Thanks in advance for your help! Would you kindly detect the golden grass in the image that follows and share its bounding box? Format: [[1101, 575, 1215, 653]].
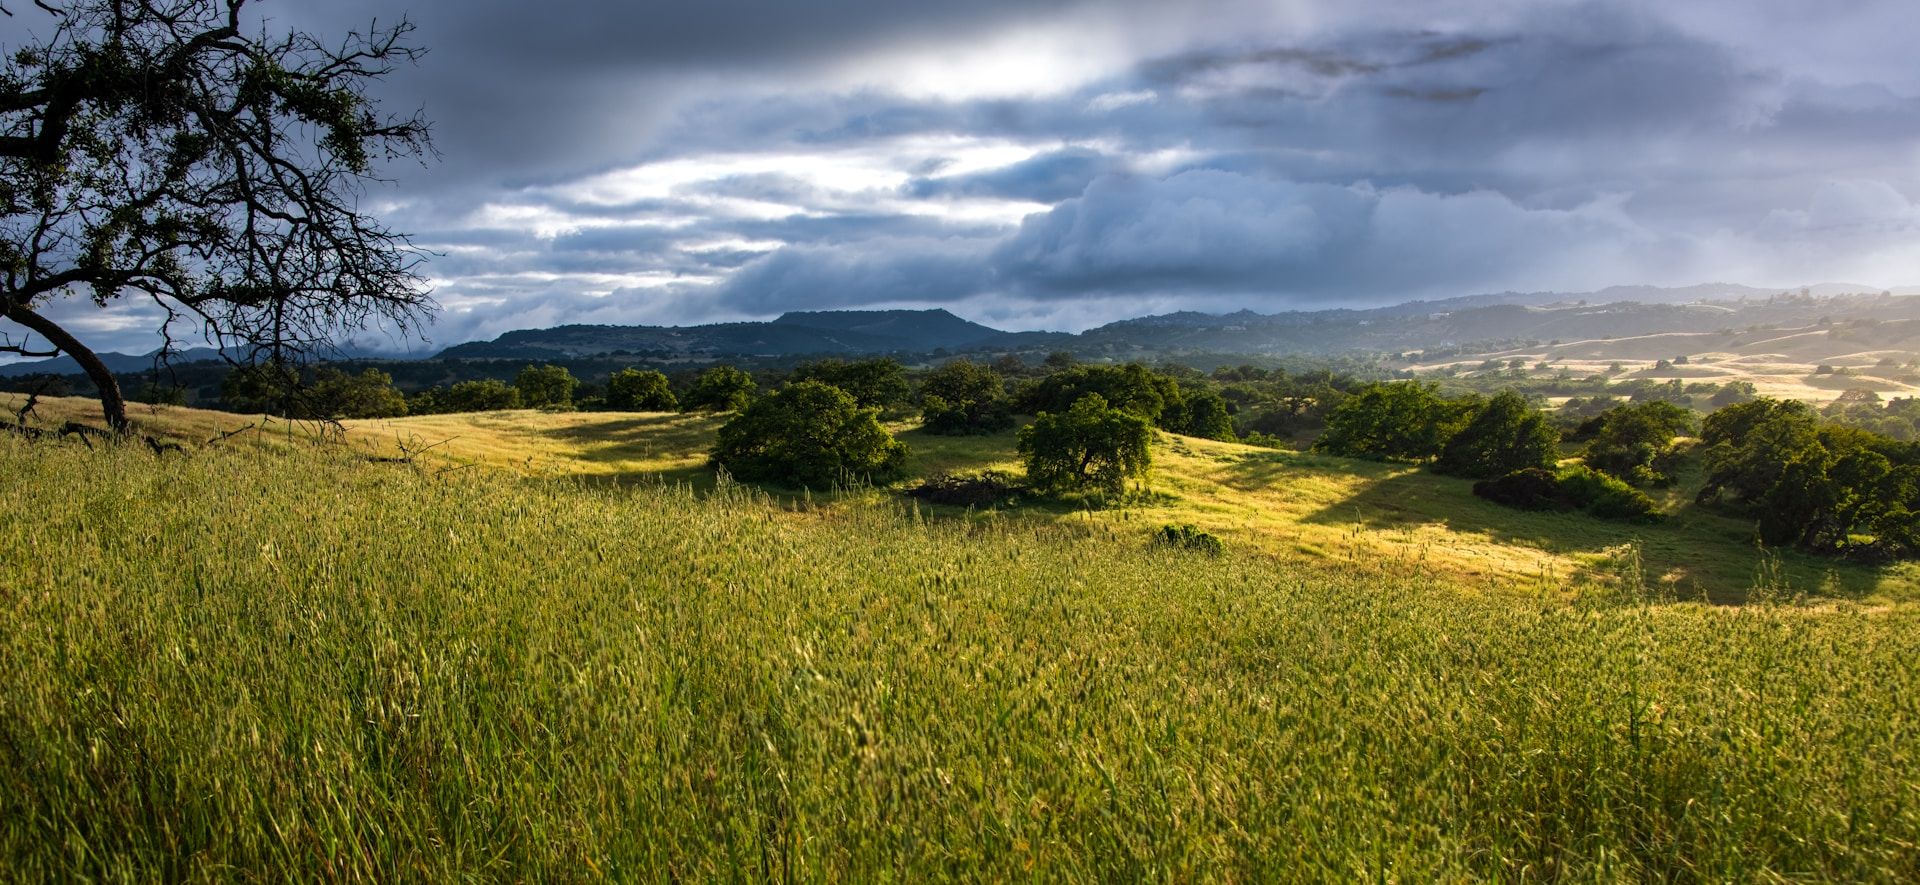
[[12, 393, 1915, 602]]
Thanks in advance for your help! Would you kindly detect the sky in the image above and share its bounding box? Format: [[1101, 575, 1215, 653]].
[[12, 0, 1920, 354]]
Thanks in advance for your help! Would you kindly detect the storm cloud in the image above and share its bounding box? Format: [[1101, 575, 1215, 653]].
[[6, 0, 1920, 353]]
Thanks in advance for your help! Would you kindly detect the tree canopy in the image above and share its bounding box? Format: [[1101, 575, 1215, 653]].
[[605, 368, 676, 411], [0, 0, 433, 432], [710, 381, 908, 489], [919, 359, 1013, 435], [1017, 393, 1153, 495]]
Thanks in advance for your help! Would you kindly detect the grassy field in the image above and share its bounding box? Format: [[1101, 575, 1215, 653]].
[[11, 393, 1918, 603], [6, 435, 1920, 879]]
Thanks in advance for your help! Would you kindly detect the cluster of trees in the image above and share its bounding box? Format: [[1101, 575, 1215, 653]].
[[1697, 399, 1920, 560], [710, 381, 906, 488], [1824, 390, 1920, 441], [222, 364, 408, 421], [1314, 382, 1662, 521]]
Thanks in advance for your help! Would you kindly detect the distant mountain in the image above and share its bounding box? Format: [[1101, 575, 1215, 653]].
[[435, 309, 1051, 361], [0, 347, 227, 379]]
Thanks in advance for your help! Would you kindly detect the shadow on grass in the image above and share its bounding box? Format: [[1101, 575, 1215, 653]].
[[1283, 458, 1889, 604]]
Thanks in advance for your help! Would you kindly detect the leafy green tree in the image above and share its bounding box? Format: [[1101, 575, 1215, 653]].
[[1709, 380, 1758, 408], [919, 360, 1014, 435], [1161, 386, 1237, 441], [1017, 394, 1153, 495], [307, 368, 407, 419], [0, 1, 431, 433], [1016, 363, 1175, 421], [791, 358, 911, 409], [711, 381, 908, 488], [606, 368, 677, 411], [223, 363, 405, 419], [436, 379, 521, 413], [516, 364, 579, 410], [1434, 391, 1559, 478], [683, 365, 756, 411], [1314, 382, 1472, 461], [1583, 401, 1695, 485]]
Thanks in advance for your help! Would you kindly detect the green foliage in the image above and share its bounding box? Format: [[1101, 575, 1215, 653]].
[[1699, 398, 1920, 557], [711, 381, 908, 488], [918, 360, 1014, 435], [1474, 465, 1661, 522], [1018, 363, 1236, 441], [1153, 523, 1224, 555], [683, 365, 756, 412], [1710, 380, 1759, 408], [1434, 390, 1560, 478], [791, 358, 912, 410], [1556, 465, 1663, 522], [222, 363, 405, 419], [605, 368, 677, 411], [1583, 401, 1695, 485], [418, 378, 522, 413], [1314, 382, 1472, 461], [5, 439, 1920, 878], [1017, 394, 1153, 495], [515, 364, 579, 410]]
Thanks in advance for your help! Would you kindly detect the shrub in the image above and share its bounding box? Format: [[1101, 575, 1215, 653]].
[[1153, 524, 1224, 555], [711, 381, 908, 489], [1558, 466, 1662, 522], [606, 368, 677, 411], [1018, 394, 1153, 495], [1473, 468, 1574, 511], [905, 471, 1026, 507]]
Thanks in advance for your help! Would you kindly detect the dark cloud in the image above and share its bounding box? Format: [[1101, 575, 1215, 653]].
[[7, 0, 1920, 356]]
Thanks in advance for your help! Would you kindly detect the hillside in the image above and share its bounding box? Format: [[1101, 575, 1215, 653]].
[[6, 420, 1920, 877], [12, 394, 1915, 602]]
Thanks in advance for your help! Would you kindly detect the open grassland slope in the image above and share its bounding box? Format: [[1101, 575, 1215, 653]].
[[5, 438, 1920, 879], [9, 394, 1917, 602]]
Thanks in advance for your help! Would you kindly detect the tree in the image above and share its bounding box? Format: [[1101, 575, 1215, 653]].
[[1710, 380, 1758, 408], [919, 359, 1013, 435], [516, 364, 578, 410], [0, 1, 431, 433], [1434, 391, 1559, 479], [1582, 401, 1695, 485], [605, 368, 676, 411], [221, 362, 403, 419], [1314, 382, 1472, 461], [438, 379, 520, 413], [1017, 394, 1152, 495], [1016, 363, 1176, 422], [683, 364, 755, 411], [711, 381, 907, 488], [790, 358, 911, 410], [1160, 385, 1236, 441]]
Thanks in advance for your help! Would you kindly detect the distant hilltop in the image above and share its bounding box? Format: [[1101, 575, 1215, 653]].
[[4, 283, 1917, 376]]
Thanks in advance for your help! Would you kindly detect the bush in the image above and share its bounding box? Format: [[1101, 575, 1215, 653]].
[[684, 365, 756, 412], [1473, 468, 1574, 511], [905, 470, 1026, 507], [1017, 394, 1153, 495], [711, 381, 908, 489], [1558, 466, 1662, 522], [1153, 524, 1224, 555], [606, 368, 677, 411]]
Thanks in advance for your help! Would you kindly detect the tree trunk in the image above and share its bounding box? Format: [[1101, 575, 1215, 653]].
[[3, 303, 129, 433]]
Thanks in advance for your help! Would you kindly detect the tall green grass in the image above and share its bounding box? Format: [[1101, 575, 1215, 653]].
[[3, 436, 1918, 880]]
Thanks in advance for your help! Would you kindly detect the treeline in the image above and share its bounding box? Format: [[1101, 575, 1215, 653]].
[[1311, 380, 1920, 560]]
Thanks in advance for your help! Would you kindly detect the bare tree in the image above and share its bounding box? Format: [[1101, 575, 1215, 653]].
[[0, 0, 432, 432]]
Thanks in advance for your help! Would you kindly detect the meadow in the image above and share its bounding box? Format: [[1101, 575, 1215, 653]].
[[4, 416, 1920, 878]]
